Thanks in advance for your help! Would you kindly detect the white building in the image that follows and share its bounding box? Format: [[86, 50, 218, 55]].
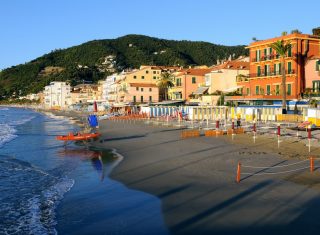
[[44, 82, 71, 109], [102, 72, 126, 104]]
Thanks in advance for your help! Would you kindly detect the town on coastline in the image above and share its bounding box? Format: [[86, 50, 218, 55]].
[[11, 29, 320, 125]]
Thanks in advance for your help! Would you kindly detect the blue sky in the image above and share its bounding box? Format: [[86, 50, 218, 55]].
[[1, 0, 319, 70]]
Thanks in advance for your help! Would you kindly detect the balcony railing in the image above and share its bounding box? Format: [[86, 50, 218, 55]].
[[249, 70, 295, 78], [251, 54, 297, 62]]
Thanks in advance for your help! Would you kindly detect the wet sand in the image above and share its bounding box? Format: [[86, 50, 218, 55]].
[[91, 119, 320, 235]]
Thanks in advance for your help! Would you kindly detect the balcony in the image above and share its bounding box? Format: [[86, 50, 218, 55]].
[[249, 70, 295, 78], [251, 54, 297, 62]]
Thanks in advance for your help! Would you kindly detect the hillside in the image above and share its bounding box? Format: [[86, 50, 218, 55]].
[[0, 34, 248, 98]]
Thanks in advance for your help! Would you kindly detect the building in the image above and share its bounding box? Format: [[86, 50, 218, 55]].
[[70, 84, 101, 104], [117, 65, 179, 104], [197, 59, 249, 105], [226, 32, 320, 105], [168, 68, 212, 102], [102, 72, 126, 104], [305, 56, 320, 97], [44, 82, 71, 109]]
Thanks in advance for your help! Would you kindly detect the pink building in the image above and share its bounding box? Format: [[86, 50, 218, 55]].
[[126, 83, 159, 103], [305, 56, 320, 93]]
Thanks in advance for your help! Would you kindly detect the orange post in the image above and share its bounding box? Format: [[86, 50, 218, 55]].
[[236, 162, 241, 183], [310, 156, 314, 173]]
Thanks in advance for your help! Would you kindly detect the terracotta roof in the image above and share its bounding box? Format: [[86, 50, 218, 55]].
[[210, 61, 249, 71], [248, 33, 320, 48], [175, 68, 213, 77], [129, 83, 158, 88]]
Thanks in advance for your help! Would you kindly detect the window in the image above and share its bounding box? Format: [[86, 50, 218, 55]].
[[246, 88, 250, 95], [257, 66, 261, 76], [264, 65, 270, 76], [146, 70, 149, 74], [313, 81, 320, 92], [275, 85, 280, 95], [266, 85, 271, 95], [192, 77, 196, 84], [316, 60, 320, 71], [176, 78, 182, 86], [149, 88, 152, 92], [149, 96, 152, 102], [136, 87, 139, 91], [141, 96, 143, 102], [287, 84, 292, 95], [141, 76, 145, 79], [287, 62, 292, 73], [153, 76, 157, 79], [141, 88, 144, 92], [134, 75, 137, 79], [133, 96, 136, 103], [288, 47, 292, 57], [255, 86, 260, 95], [256, 50, 261, 61], [153, 71, 156, 74]]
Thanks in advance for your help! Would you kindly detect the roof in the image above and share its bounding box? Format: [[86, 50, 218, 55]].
[[175, 68, 213, 77], [247, 33, 320, 48], [129, 83, 158, 88], [193, 87, 209, 95], [210, 61, 249, 71], [140, 65, 180, 71]]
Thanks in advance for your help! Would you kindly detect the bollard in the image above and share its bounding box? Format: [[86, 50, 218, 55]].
[[310, 156, 314, 173], [277, 124, 281, 136], [308, 128, 311, 153], [277, 124, 281, 148], [236, 162, 241, 183], [216, 120, 220, 129]]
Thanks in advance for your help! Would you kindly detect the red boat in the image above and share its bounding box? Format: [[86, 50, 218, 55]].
[[56, 132, 101, 141]]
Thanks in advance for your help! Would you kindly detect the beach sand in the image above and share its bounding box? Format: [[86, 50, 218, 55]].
[[91, 119, 320, 235]]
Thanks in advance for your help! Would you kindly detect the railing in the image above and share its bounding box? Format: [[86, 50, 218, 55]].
[[251, 53, 297, 62], [249, 70, 295, 78]]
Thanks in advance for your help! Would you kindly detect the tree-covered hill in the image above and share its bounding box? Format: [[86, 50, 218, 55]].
[[0, 34, 248, 98]]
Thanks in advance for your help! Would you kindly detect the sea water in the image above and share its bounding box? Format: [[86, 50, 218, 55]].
[[0, 107, 168, 235]]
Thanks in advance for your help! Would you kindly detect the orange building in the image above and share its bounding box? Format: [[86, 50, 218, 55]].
[[169, 68, 212, 101], [227, 33, 320, 104]]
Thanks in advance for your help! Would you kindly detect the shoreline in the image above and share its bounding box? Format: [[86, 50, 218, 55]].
[[19, 107, 320, 234]]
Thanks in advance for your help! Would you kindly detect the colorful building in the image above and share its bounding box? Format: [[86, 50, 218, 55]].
[[117, 65, 179, 104], [227, 33, 320, 105], [169, 68, 212, 102]]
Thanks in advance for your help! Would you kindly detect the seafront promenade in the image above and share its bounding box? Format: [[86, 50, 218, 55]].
[[89, 118, 320, 235]]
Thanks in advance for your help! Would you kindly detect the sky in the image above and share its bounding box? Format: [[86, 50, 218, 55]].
[[1, 0, 320, 70]]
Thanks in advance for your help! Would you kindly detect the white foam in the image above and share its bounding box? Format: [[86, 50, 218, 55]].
[[0, 124, 17, 148]]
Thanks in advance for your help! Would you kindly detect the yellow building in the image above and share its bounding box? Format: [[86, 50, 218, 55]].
[[117, 65, 179, 103]]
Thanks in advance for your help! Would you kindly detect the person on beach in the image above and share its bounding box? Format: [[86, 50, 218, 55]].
[[237, 114, 241, 128]]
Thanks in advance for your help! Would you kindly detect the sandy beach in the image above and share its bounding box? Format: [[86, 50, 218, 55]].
[[90, 118, 320, 235]]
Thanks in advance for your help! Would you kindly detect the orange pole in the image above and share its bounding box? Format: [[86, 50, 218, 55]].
[[236, 162, 241, 183], [310, 156, 314, 173]]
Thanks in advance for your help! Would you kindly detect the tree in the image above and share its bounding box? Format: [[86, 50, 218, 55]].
[[270, 40, 292, 114], [157, 71, 174, 101]]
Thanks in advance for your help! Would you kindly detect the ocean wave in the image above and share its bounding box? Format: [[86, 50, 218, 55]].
[[9, 115, 36, 126], [0, 124, 17, 148], [0, 157, 75, 235]]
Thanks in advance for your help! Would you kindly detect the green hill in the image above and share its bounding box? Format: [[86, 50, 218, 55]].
[[0, 34, 248, 98]]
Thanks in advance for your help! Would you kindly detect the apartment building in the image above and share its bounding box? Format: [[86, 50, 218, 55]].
[[118, 65, 179, 103], [44, 82, 71, 109], [227, 33, 320, 105], [169, 68, 212, 102]]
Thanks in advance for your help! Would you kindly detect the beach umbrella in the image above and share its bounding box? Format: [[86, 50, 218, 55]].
[[94, 101, 97, 112]]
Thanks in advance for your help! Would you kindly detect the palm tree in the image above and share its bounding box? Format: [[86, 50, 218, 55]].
[[157, 71, 174, 101], [270, 40, 292, 114]]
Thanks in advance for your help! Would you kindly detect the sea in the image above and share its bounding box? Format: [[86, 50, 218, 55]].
[[0, 107, 168, 235]]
